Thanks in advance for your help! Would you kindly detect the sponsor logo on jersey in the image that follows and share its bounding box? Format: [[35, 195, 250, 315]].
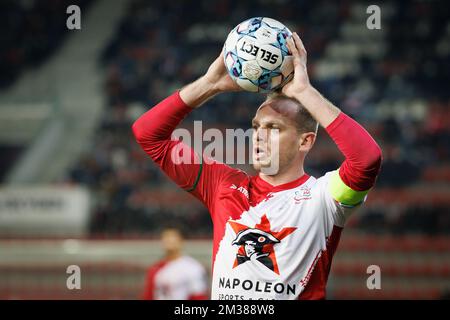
[[218, 277, 297, 297], [228, 214, 296, 275], [230, 184, 249, 199]]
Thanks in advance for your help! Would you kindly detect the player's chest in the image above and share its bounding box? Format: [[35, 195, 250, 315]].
[[213, 189, 326, 279], [155, 264, 190, 290], [215, 182, 318, 224]]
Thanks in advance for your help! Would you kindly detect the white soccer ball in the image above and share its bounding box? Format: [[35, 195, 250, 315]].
[[223, 17, 294, 93]]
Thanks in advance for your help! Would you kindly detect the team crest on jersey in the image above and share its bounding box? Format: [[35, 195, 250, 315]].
[[228, 215, 296, 275], [293, 186, 312, 204]]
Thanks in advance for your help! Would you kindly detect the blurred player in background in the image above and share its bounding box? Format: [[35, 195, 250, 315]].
[[142, 227, 208, 300], [133, 33, 382, 299]]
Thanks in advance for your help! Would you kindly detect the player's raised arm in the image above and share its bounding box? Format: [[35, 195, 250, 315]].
[[131, 52, 241, 209], [283, 32, 382, 207]]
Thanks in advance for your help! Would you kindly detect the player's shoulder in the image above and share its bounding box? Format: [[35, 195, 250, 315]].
[[179, 255, 206, 270], [310, 171, 334, 185], [147, 259, 169, 275], [305, 171, 335, 194], [204, 155, 249, 178], [217, 165, 251, 187]]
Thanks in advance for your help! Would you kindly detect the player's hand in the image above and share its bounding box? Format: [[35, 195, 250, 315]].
[[180, 52, 241, 108], [204, 52, 242, 93], [282, 32, 310, 97]]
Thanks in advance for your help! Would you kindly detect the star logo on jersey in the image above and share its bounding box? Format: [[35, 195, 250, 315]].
[[228, 214, 297, 275]]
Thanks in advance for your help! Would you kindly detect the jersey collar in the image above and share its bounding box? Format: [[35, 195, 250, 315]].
[[254, 173, 310, 192]]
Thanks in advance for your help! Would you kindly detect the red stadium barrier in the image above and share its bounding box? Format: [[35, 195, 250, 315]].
[[333, 262, 450, 277], [338, 234, 450, 252], [333, 287, 442, 300]]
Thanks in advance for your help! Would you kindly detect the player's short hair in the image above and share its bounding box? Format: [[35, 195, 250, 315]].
[[265, 92, 318, 134]]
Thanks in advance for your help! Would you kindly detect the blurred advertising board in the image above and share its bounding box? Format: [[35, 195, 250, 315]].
[[0, 186, 90, 237]]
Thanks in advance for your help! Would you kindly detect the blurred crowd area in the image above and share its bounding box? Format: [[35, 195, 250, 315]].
[[69, 0, 450, 236], [2, 0, 450, 237]]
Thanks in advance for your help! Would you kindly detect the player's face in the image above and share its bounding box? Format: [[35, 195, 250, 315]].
[[161, 229, 183, 254], [251, 100, 303, 174]]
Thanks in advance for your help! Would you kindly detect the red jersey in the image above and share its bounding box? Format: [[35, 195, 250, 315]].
[[142, 255, 208, 300]]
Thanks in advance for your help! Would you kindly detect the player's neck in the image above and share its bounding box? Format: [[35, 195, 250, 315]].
[[165, 251, 182, 261], [259, 166, 305, 187]]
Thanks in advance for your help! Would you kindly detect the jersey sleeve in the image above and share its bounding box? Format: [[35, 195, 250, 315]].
[[320, 112, 383, 226], [132, 91, 238, 210], [317, 171, 366, 228]]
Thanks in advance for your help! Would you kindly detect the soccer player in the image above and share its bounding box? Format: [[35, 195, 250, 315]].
[[142, 227, 208, 300], [132, 33, 382, 300]]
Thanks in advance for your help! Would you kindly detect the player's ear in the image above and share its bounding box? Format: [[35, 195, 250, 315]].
[[298, 132, 316, 152]]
